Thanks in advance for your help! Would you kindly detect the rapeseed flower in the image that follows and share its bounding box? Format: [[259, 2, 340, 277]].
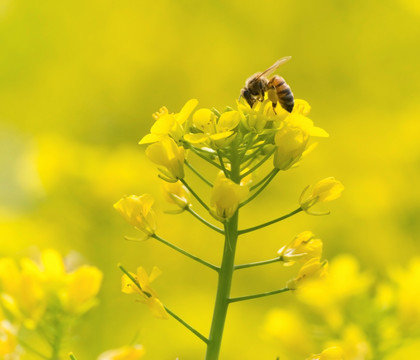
[[300, 177, 344, 214], [287, 258, 328, 290], [183, 109, 241, 148], [277, 231, 323, 266], [145, 137, 185, 181], [162, 180, 191, 211], [98, 344, 145, 360], [114, 194, 157, 237], [307, 346, 344, 360], [121, 266, 168, 320], [210, 172, 248, 221], [139, 99, 198, 145]]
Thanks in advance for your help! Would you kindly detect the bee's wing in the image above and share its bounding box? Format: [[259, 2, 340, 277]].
[[255, 56, 292, 79]]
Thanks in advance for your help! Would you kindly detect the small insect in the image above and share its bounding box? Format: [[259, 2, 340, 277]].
[[240, 56, 294, 113]]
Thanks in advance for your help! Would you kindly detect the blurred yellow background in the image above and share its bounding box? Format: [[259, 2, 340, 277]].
[[1, 0, 420, 358]]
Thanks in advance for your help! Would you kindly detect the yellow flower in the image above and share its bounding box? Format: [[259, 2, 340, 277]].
[[307, 346, 344, 360], [121, 266, 168, 320], [287, 258, 328, 290], [98, 344, 145, 360], [0, 320, 18, 358], [300, 177, 344, 214], [277, 231, 323, 266], [273, 125, 309, 170], [113, 194, 157, 236], [184, 109, 241, 148], [139, 99, 198, 145], [61, 266, 103, 314], [145, 137, 185, 181], [162, 180, 190, 210], [210, 172, 249, 221]]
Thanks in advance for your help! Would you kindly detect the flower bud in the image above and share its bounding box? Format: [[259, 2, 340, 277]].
[[162, 181, 190, 210], [113, 194, 157, 236], [273, 126, 309, 170], [210, 172, 249, 221], [145, 137, 185, 181], [287, 258, 328, 290], [300, 177, 344, 213], [277, 231, 323, 266]]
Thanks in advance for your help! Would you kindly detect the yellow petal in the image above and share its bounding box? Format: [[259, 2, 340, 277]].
[[176, 99, 199, 124], [183, 133, 209, 144], [217, 111, 241, 132]]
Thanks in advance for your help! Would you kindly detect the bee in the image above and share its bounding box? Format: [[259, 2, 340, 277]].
[[240, 56, 294, 113]]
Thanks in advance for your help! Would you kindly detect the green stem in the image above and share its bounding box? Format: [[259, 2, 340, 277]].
[[217, 150, 230, 178], [180, 179, 209, 211], [164, 306, 209, 344], [185, 160, 213, 187], [18, 338, 49, 359], [190, 146, 222, 170], [50, 320, 64, 360], [239, 168, 279, 208], [69, 353, 78, 360], [228, 288, 290, 303], [238, 208, 302, 235], [119, 265, 208, 344], [240, 148, 275, 179], [186, 207, 224, 235], [234, 257, 281, 270], [205, 162, 241, 360], [152, 234, 219, 271], [250, 169, 277, 191]]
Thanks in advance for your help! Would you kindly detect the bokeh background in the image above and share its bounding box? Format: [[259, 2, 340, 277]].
[[1, 0, 420, 359]]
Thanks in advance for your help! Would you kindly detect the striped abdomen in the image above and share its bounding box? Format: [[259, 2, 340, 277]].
[[268, 75, 294, 112]]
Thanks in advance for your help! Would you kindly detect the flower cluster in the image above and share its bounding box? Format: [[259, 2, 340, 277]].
[[277, 231, 328, 290], [0, 249, 102, 358], [114, 93, 344, 360]]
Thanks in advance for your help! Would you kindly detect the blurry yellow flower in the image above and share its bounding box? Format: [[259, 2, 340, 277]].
[[389, 258, 420, 325], [273, 126, 309, 170], [0, 320, 18, 358], [262, 308, 313, 357], [277, 231, 323, 266], [210, 172, 249, 221], [121, 266, 168, 319], [307, 346, 344, 360], [300, 177, 344, 214], [162, 180, 190, 210], [184, 109, 241, 148], [98, 344, 145, 360], [114, 194, 157, 236], [61, 265, 103, 314], [145, 137, 185, 181], [287, 258, 328, 290], [139, 99, 198, 145]]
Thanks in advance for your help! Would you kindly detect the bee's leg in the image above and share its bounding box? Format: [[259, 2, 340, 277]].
[[272, 102, 277, 114]]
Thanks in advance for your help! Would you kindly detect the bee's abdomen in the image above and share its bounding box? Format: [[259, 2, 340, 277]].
[[268, 75, 294, 112]]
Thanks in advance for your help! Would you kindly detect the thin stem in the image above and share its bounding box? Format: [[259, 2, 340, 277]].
[[238, 208, 303, 235], [250, 169, 277, 191], [118, 265, 209, 344], [205, 159, 241, 360], [234, 257, 281, 270], [185, 160, 213, 187], [18, 338, 49, 359], [228, 287, 290, 303], [240, 147, 275, 179], [180, 179, 209, 211], [152, 234, 219, 272], [217, 150, 230, 178], [69, 354, 78, 360], [164, 306, 209, 344], [186, 207, 224, 235], [190, 146, 222, 170], [240, 168, 279, 208]]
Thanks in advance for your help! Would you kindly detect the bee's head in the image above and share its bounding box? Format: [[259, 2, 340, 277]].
[[240, 87, 255, 108]]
